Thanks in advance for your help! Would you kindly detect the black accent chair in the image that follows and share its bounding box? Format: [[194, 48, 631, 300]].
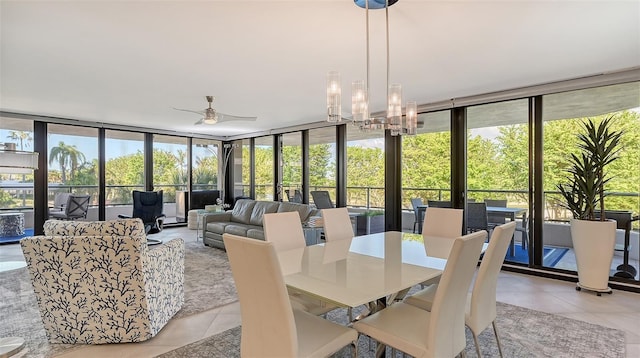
[[119, 190, 166, 234], [49, 194, 91, 220]]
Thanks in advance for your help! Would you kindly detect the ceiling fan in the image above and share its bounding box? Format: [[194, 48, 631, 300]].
[[173, 96, 257, 125]]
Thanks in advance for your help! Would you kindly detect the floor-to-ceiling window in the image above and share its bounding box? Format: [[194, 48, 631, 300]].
[[236, 139, 251, 199], [104, 130, 145, 220], [346, 125, 385, 209], [281, 132, 302, 202], [152, 135, 188, 207], [467, 99, 530, 265], [47, 124, 99, 219], [254, 136, 274, 201], [0, 117, 36, 233], [542, 81, 640, 280], [402, 110, 451, 230], [309, 127, 337, 203], [192, 138, 220, 191]]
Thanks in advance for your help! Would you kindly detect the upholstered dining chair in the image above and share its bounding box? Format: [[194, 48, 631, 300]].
[[321, 207, 354, 242], [222, 233, 358, 357], [404, 222, 517, 358], [353, 231, 486, 358], [263, 212, 338, 316], [422, 207, 463, 239]]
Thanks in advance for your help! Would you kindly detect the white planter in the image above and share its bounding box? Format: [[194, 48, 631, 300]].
[[570, 218, 616, 295]]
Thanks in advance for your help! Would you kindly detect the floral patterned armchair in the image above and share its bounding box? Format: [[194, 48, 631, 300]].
[[20, 218, 184, 344]]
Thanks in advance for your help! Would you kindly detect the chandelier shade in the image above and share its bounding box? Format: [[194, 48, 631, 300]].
[[0, 143, 39, 174], [327, 71, 342, 122]]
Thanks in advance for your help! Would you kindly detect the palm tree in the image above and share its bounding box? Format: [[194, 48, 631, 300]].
[[6, 131, 32, 151], [49, 141, 86, 183]]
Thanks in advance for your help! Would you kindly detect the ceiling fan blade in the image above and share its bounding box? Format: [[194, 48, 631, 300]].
[[173, 107, 205, 116], [217, 113, 258, 123], [194, 118, 204, 125]]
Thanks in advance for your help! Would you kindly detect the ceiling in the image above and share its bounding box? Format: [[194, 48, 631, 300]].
[[1, 0, 639, 139]]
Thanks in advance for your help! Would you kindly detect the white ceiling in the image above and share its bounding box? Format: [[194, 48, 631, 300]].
[[1, 0, 639, 138]]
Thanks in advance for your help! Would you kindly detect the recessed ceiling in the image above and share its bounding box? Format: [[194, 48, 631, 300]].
[[1, 0, 638, 138]]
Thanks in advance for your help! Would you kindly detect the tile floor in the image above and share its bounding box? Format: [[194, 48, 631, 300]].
[[1, 226, 638, 357]]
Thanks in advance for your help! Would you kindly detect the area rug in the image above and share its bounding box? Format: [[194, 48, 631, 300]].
[[0, 239, 236, 357], [505, 244, 568, 267], [157, 302, 625, 358]]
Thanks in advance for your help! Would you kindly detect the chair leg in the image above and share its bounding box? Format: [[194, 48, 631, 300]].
[[351, 338, 358, 358], [492, 320, 504, 358], [472, 332, 482, 358]]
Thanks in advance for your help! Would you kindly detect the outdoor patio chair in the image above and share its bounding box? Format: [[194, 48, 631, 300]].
[[411, 198, 424, 233], [467, 202, 490, 233], [311, 190, 335, 209], [49, 194, 91, 220], [427, 200, 452, 208]]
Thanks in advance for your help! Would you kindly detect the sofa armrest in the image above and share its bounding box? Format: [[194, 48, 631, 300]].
[[203, 212, 231, 224], [143, 238, 185, 335]]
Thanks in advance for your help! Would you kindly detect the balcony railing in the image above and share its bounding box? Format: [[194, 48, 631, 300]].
[[3, 183, 639, 225]]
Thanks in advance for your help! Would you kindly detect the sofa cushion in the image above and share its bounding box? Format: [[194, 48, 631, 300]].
[[278, 202, 313, 222], [246, 229, 265, 240], [207, 222, 232, 235], [225, 224, 263, 237], [230, 199, 256, 224], [249, 201, 280, 226]]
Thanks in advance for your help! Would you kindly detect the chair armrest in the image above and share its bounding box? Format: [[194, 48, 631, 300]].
[[143, 238, 185, 334]]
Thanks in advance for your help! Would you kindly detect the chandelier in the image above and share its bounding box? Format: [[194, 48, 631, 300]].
[[0, 142, 39, 174], [327, 0, 417, 136]]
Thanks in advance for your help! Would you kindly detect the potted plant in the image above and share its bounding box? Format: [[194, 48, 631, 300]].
[[556, 116, 622, 295], [356, 209, 385, 235]]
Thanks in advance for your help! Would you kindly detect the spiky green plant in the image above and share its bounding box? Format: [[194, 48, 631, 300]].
[[556, 116, 622, 221]]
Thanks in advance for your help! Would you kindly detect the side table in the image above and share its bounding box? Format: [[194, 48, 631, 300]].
[[0, 212, 25, 237], [195, 209, 207, 241], [302, 222, 323, 246]]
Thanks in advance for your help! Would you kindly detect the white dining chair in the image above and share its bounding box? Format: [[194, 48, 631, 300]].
[[223, 233, 358, 358], [353, 230, 486, 358], [263, 212, 338, 316], [321, 207, 354, 241], [422, 207, 463, 238], [404, 222, 517, 357]]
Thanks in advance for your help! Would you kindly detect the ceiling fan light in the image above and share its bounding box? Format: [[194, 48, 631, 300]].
[[203, 115, 218, 124]]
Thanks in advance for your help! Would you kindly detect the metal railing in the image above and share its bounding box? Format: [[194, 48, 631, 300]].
[[3, 183, 639, 223]]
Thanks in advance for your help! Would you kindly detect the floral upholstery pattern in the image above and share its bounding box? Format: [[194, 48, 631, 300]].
[[43, 218, 147, 237], [21, 219, 184, 344]]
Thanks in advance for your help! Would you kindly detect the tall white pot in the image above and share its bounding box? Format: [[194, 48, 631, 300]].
[[570, 218, 616, 293]]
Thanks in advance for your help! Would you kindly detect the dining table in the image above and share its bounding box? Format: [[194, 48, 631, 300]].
[[277, 231, 488, 311]]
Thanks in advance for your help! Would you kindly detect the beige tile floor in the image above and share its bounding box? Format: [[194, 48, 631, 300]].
[[1, 226, 639, 357]]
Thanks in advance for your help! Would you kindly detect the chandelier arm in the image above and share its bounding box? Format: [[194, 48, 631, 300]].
[[366, 0, 370, 105], [386, 0, 390, 118]]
